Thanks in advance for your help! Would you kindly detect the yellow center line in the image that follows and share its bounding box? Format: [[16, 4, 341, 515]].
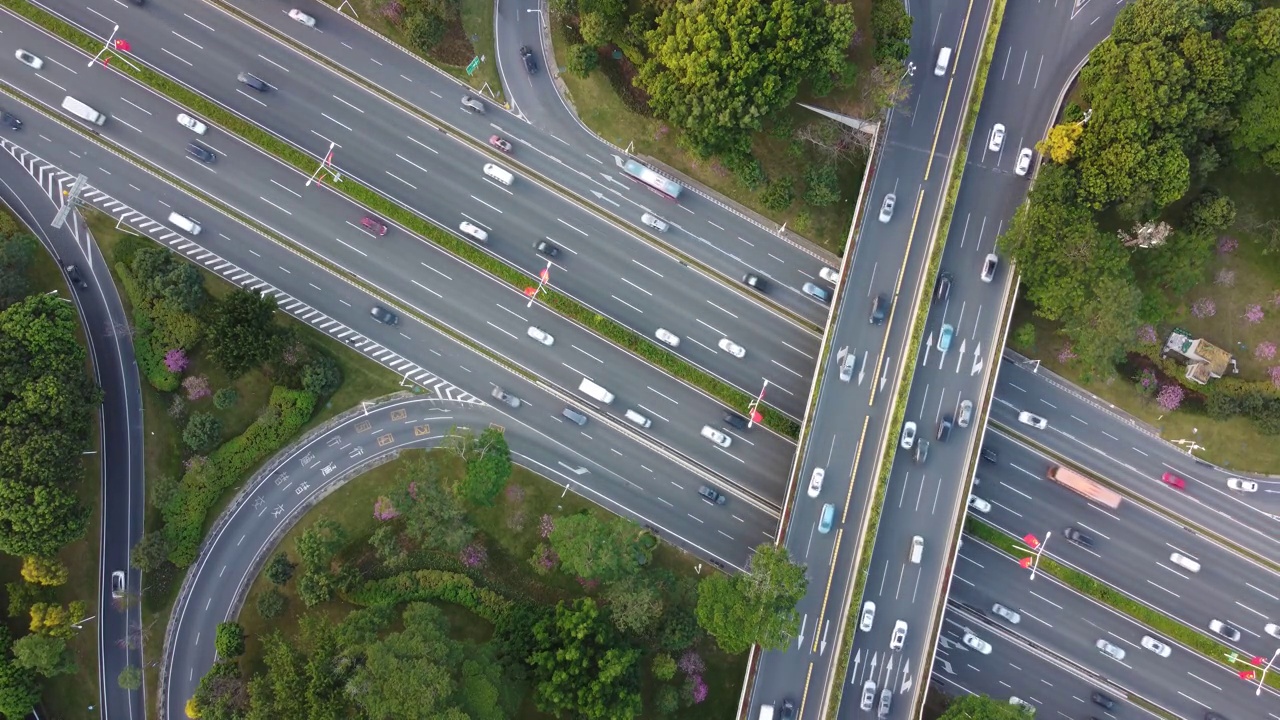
[[870, 186, 926, 407], [810, 417, 868, 655], [924, 0, 977, 181], [810, 526, 844, 654]]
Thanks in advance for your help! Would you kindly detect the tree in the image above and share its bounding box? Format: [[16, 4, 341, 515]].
[[459, 428, 512, 506], [264, 552, 296, 585], [256, 588, 286, 619], [348, 603, 470, 720], [696, 544, 807, 654], [605, 575, 664, 636], [213, 387, 238, 409], [300, 353, 342, 398], [1185, 190, 1236, 235], [20, 557, 67, 587], [1036, 121, 1083, 164], [215, 622, 246, 659], [399, 459, 475, 554], [294, 519, 347, 572], [1060, 274, 1143, 379], [803, 162, 842, 207], [296, 570, 335, 607], [403, 1, 449, 51], [0, 232, 37, 309], [206, 289, 279, 377], [637, 0, 855, 157], [183, 412, 223, 452], [528, 598, 642, 720], [131, 245, 207, 311], [131, 532, 171, 573], [567, 44, 598, 78], [759, 176, 795, 213], [549, 513, 638, 581], [0, 642, 41, 720], [118, 664, 142, 690], [869, 0, 913, 65], [578, 9, 619, 48], [11, 634, 74, 677], [939, 693, 1036, 719]]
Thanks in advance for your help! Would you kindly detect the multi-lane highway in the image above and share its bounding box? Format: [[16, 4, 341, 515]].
[[993, 356, 1280, 559], [0, 141, 145, 719], [0, 10, 808, 499]]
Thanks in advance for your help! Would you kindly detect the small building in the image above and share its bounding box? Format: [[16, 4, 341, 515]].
[[1163, 328, 1232, 385]]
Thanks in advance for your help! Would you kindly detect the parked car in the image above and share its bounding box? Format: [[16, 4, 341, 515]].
[[489, 134, 512, 153], [177, 112, 207, 134], [361, 216, 388, 236], [698, 485, 726, 505], [807, 468, 825, 498], [369, 305, 397, 325]]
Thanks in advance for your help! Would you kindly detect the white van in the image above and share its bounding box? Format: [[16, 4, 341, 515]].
[[167, 212, 201, 235], [758, 705, 775, 720], [62, 96, 106, 126], [624, 409, 651, 428], [577, 377, 615, 404], [1169, 552, 1201, 573], [909, 536, 924, 564], [935, 47, 953, 77], [483, 163, 514, 186]]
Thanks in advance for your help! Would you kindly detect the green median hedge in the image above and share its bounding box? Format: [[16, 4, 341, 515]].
[[3, 0, 799, 438], [162, 386, 318, 565], [967, 518, 1280, 693], [348, 568, 512, 623]]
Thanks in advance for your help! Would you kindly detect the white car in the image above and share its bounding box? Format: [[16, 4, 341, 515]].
[[859, 601, 876, 632], [654, 328, 680, 347], [526, 325, 554, 346], [889, 620, 908, 650], [177, 113, 207, 135], [14, 49, 44, 69], [700, 425, 731, 448], [807, 467, 825, 498], [1141, 635, 1171, 657], [962, 631, 992, 655], [991, 603, 1021, 624], [1015, 147, 1033, 176], [878, 193, 896, 223], [988, 123, 1006, 152], [111, 570, 125, 599], [459, 221, 489, 242], [900, 421, 917, 450], [968, 495, 992, 513], [1017, 411, 1047, 429], [288, 8, 317, 26], [860, 680, 876, 711], [1009, 697, 1035, 715], [1096, 638, 1126, 660], [717, 337, 746, 358], [641, 212, 669, 232], [818, 266, 839, 283], [1226, 477, 1258, 492], [1265, 622, 1280, 640]]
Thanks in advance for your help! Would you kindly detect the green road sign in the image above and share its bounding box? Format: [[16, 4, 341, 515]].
[[466, 56, 480, 75]]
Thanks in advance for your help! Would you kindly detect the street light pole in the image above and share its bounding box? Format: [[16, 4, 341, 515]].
[[1257, 648, 1280, 696], [1019, 532, 1051, 581]]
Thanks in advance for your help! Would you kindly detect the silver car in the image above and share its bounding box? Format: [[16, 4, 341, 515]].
[[991, 603, 1020, 624], [1096, 638, 1126, 660], [878, 193, 896, 222], [490, 386, 520, 408], [860, 680, 876, 711], [461, 95, 485, 113], [957, 399, 973, 427]]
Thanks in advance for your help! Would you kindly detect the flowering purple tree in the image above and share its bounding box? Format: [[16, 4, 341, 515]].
[[1057, 343, 1077, 363], [505, 484, 526, 503], [380, 0, 403, 23], [164, 348, 189, 373], [1215, 268, 1236, 286], [1136, 324, 1158, 345], [372, 496, 399, 521], [687, 674, 708, 704], [1216, 236, 1239, 254], [183, 374, 211, 400], [459, 542, 488, 568], [678, 650, 706, 676], [1244, 304, 1265, 324], [539, 514, 555, 538], [1156, 384, 1185, 412], [1136, 368, 1158, 397], [1271, 366, 1280, 389], [1258, 342, 1278, 361], [1191, 298, 1217, 318]]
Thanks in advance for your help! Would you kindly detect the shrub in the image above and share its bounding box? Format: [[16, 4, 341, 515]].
[[213, 622, 245, 659], [651, 653, 676, 681], [1156, 384, 1185, 412], [803, 163, 841, 207], [347, 568, 512, 623], [183, 375, 211, 401], [1012, 323, 1036, 351], [567, 43, 599, 78], [759, 177, 795, 213], [725, 153, 765, 191], [265, 552, 296, 585], [256, 588, 285, 619], [654, 685, 680, 714], [301, 352, 343, 398], [212, 387, 238, 409], [182, 412, 222, 453], [164, 348, 189, 373]]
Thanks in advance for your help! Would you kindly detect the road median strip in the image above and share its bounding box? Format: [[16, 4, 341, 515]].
[[966, 517, 1280, 693], [2, 0, 800, 439]]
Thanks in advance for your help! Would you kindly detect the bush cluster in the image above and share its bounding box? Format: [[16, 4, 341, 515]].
[[162, 386, 317, 565], [347, 568, 512, 623]]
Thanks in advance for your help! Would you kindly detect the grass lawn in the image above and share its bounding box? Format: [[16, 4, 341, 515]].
[[548, 0, 876, 253], [320, 0, 504, 104], [240, 448, 747, 718], [0, 208, 103, 718], [81, 211, 402, 716]]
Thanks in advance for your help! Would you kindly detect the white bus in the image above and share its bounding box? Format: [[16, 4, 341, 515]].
[[61, 96, 106, 126]]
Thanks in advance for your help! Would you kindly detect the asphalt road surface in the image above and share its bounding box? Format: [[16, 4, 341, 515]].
[[970, 428, 1280, 669], [33, 0, 826, 417], [0, 14, 801, 498], [0, 142, 145, 720], [992, 356, 1280, 560], [944, 539, 1279, 719]]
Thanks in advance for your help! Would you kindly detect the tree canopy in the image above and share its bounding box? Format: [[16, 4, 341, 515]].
[[206, 288, 279, 378], [696, 543, 807, 654], [939, 694, 1036, 719], [549, 512, 641, 581], [459, 428, 512, 506], [527, 598, 642, 719], [636, 0, 855, 157]]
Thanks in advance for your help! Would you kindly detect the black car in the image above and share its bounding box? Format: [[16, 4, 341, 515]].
[[778, 700, 796, 720], [1204, 712, 1228, 720], [187, 142, 215, 163], [237, 72, 268, 91], [1, 112, 21, 131], [1090, 692, 1114, 710], [722, 411, 748, 430], [869, 293, 888, 325], [534, 239, 559, 257], [936, 415, 953, 442], [64, 264, 88, 289], [369, 305, 397, 325], [980, 447, 998, 463], [914, 439, 929, 464], [741, 272, 768, 293], [698, 485, 726, 505], [935, 271, 953, 302], [1064, 526, 1093, 547], [520, 45, 538, 74]]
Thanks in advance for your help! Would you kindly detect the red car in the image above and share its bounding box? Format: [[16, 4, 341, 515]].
[[1160, 472, 1186, 490], [489, 135, 512, 153], [360, 216, 387, 236]]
